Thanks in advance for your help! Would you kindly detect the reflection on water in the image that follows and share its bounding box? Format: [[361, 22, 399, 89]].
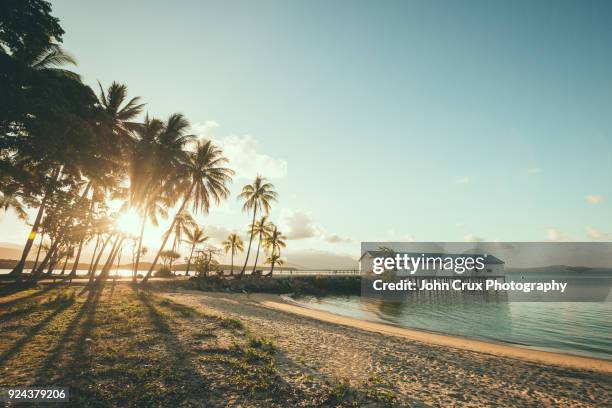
[[294, 292, 612, 360]]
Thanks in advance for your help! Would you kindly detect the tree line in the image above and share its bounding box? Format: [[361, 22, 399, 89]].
[[0, 0, 287, 285]]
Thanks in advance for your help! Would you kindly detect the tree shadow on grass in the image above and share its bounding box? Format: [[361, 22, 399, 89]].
[[134, 288, 214, 405], [0, 295, 75, 367], [33, 285, 103, 384], [0, 281, 62, 308]]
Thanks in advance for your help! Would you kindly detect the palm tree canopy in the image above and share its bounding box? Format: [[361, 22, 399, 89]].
[[171, 211, 196, 243], [0, 189, 28, 221], [250, 215, 273, 239], [221, 233, 244, 254], [238, 175, 277, 214], [265, 254, 283, 266], [182, 140, 234, 214], [184, 225, 208, 246], [264, 226, 287, 255], [30, 43, 79, 80]]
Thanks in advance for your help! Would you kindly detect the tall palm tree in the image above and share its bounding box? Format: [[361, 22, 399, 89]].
[[142, 140, 234, 283], [130, 114, 189, 276], [183, 226, 208, 276], [237, 176, 277, 276], [264, 226, 287, 276], [222, 233, 244, 276], [251, 215, 273, 275]]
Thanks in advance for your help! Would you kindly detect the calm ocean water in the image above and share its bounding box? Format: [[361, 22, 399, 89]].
[[293, 271, 612, 360]]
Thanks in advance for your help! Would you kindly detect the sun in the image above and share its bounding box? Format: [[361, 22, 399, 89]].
[[116, 208, 142, 236]]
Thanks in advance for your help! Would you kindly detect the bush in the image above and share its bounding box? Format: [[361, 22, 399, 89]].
[[154, 267, 173, 277]]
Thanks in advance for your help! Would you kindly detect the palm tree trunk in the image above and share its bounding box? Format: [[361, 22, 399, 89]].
[[9, 192, 48, 279], [9, 167, 61, 280], [185, 244, 195, 276], [269, 260, 276, 276], [69, 237, 85, 278], [60, 254, 69, 275], [86, 235, 100, 276], [252, 232, 262, 275], [96, 236, 123, 283], [31, 181, 93, 279], [239, 204, 257, 277], [87, 235, 113, 285], [115, 247, 123, 278], [133, 214, 147, 281], [170, 235, 178, 275], [30, 233, 45, 274], [142, 183, 195, 283], [230, 249, 234, 276]]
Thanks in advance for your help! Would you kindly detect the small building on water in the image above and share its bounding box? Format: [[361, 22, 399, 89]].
[[359, 251, 505, 277]]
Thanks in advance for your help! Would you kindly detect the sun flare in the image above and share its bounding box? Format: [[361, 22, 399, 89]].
[[116, 208, 141, 236]]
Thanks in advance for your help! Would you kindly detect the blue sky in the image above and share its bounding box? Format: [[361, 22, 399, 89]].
[[2, 1, 612, 264]]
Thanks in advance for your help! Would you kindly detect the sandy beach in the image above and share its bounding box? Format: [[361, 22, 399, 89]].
[[163, 289, 612, 407]]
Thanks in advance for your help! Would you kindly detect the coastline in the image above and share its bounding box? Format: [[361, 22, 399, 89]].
[[163, 289, 612, 406], [256, 293, 612, 373]]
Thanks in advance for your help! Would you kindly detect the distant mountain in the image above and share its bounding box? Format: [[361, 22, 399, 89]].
[[0, 244, 358, 271]]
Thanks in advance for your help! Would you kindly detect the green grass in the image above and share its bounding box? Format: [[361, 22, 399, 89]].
[[0, 282, 400, 407]]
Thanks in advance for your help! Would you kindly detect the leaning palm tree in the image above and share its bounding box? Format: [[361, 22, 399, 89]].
[[141, 140, 234, 283], [183, 226, 208, 276], [130, 114, 189, 276], [237, 176, 277, 276], [222, 233, 244, 276], [251, 215, 273, 275]]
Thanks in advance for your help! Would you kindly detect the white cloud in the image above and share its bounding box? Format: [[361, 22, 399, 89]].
[[455, 176, 471, 184], [278, 209, 351, 243], [191, 121, 220, 138], [586, 195, 605, 204], [526, 167, 541, 174], [218, 135, 287, 179], [464, 234, 484, 242], [191, 122, 287, 180], [203, 225, 234, 241], [585, 226, 611, 241], [547, 228, 571, 242]]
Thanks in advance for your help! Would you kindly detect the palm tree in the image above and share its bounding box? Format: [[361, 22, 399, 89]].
[[142, 140, 234, 283], [237, 176, 277, 276], [184, 226, 208, 276], [264, 226, 287, 276], [265, 254, 284, 276], [96, 81, 144, 148], [251, 215, 273, 275], [130, 114, 190, 277], [169, 211, 195, 272], [222, 233, 244, 276]]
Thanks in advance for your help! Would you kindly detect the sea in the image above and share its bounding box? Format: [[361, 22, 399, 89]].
[[292, 271, 612, 360]]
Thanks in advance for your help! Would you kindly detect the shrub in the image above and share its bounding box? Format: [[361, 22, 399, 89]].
[[154, 267, 173, 277]]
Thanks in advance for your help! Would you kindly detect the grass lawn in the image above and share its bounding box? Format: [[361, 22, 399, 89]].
[[0, 281, 393, 407]]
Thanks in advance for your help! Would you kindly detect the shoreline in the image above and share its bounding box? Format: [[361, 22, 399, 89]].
[[251, 293, 612, 373]]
